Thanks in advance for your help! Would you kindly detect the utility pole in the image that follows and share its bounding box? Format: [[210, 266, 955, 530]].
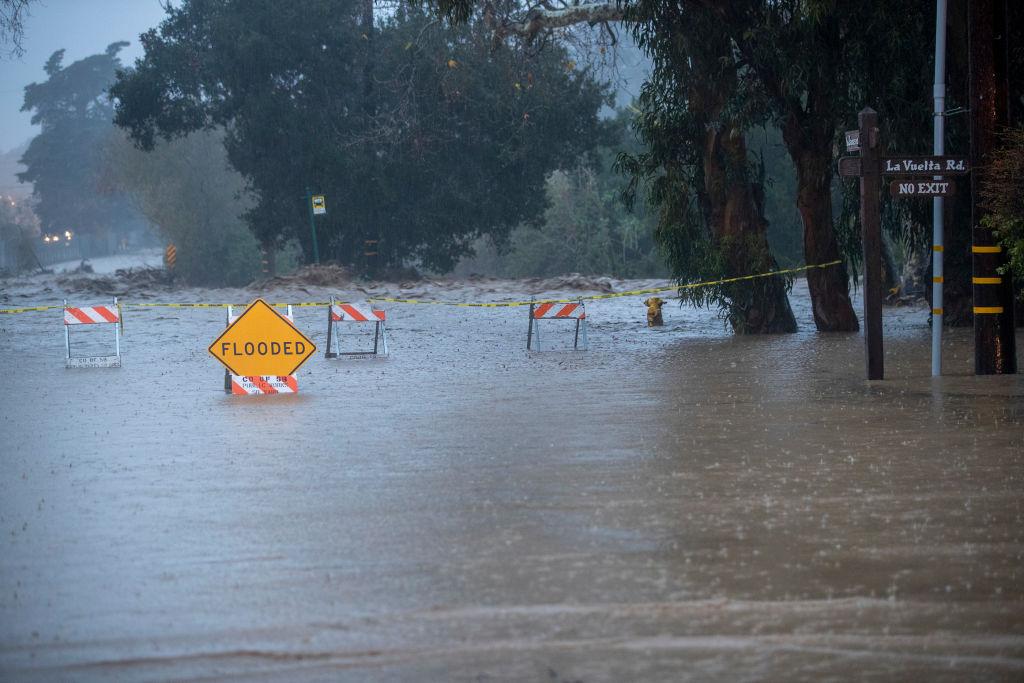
[[968, 0, 1017, 374]]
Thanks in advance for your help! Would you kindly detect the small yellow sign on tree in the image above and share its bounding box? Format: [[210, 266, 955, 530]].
[[208, 299, 316, 376]]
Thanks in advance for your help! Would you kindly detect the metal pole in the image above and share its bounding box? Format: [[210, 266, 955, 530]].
[[224, 305, 232, 393], [113, 296, 120, 360], [931, 0, 947, 377], [325, 296, 335, 358], [527, 302, 534, 350], [63, 298, 70, 360], [859, 107, 884, 380], [306, 187, 321, 265]]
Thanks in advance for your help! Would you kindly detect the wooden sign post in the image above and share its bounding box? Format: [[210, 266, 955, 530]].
[[838, 108, 970, 381], [858, 108, 884, 381]]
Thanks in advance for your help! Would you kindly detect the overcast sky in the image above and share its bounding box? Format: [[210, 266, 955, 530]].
[[0, 0, 168, 152]]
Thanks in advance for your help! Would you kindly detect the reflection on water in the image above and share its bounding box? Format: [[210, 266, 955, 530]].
[[1, 279, 1022, 681]]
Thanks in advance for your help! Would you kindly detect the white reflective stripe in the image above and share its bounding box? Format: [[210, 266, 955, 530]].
[[230, 375, 298, 394]]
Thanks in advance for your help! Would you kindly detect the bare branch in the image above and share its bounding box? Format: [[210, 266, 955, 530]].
[[490, 2, 626, 43], [0, 0, 34, 58]]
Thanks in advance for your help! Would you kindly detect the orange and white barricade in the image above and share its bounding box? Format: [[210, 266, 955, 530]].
[[223, 303, 298, 394], [228, 375, 298, 395], [63, 297, 122, 368], [324, 296, 388, 357], [527, 299, 588, 351]]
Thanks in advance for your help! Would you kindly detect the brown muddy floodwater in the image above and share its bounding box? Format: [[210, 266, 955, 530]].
[[1, 275, 1023, 682]]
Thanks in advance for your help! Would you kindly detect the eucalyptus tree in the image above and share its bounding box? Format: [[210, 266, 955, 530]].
[[437, 0, 940, 332]]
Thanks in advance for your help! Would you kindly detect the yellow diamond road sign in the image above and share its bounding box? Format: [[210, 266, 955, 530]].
[[208, 298, 316, 377]]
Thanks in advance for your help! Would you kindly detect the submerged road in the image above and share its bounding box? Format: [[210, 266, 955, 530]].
[[1, 280, 1023, 681]]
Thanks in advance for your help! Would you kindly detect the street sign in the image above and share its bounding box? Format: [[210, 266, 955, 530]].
[[838, 157, 861, 177], [844, 130, 860, 152], [208, 298, 316, 377], [311, 195, 326, 215], [889, 179, 956, 198], [882, 156, 969, 175]]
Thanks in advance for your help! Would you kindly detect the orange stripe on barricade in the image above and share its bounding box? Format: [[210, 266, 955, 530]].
[[95, 306, 119, 323], [67, 308, 94, 324], [230, 375, 299, 395], [533, 303, 554, 318], [336, 303, 384, 322]]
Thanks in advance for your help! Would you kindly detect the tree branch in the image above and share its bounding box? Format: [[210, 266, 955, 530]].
[[490, 2, 626, 42]]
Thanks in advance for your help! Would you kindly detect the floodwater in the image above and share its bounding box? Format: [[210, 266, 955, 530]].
[[1, 271, 1023, 682]]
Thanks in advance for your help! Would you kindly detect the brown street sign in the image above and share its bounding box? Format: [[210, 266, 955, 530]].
[[838, 156, 861, 177], [889, 179, 956, 198], [882, 156, 969, 175]]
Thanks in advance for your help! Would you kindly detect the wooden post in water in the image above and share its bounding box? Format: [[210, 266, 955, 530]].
[[858, 107, 884, 380], [968, 0, 1017, 375]]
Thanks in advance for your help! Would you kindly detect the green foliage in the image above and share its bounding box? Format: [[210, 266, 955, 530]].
[[483, 164, 665, 278], [111, 0, 611, 273], [748, 126, 804, 268], [980, 127, 1024, 289], [106, 129, 261, 286], [618, 6, 796, 333], [472, 112, 664, 279], [18, 43, 140, 250], [0, 194, 39, 272], [617, 8, 737, 311]]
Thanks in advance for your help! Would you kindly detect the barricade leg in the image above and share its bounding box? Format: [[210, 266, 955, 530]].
[[224, 305, 232, 392], [373, 321, 380, 354], [380, 323, 389, 356], [527, 302, 534, 350], [574, 318, 580, 350], [63, 298, 71, 360], [113, 296, 121, 363], [325, 298, 337, 359]]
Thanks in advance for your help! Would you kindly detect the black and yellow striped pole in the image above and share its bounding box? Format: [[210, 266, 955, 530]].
[[968, 0, 1016, 375], [164, 243, 177, 271]]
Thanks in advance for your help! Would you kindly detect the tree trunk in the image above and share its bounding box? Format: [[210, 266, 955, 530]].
[[783, 118, 860, 331], [703, 125, 798, 334]]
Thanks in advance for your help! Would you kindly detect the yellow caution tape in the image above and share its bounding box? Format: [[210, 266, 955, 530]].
[[0, 261, 842, 314], [0, 305, 62, 314], [126, 301, 332, 309]]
